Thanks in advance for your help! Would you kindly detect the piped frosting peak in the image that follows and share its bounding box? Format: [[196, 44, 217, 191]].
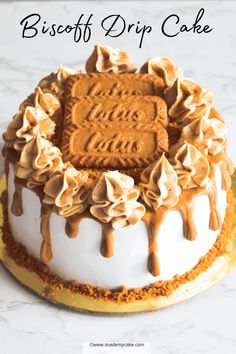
[[15, 133, 63, 188], [165, 79, 214, 124], [173, 142, 210, 189], [140, 154, 181, 210], [90, 170, 145, 229], [3, 106, 55, 151], [181, 116, 226, 156], [39, 65, 78, 97], [43, 166, 88, 217], [56, 65, 78, 82], [34, 87, 61, 118], [140, 56, 182, 87], [86, 44, 137, 74]]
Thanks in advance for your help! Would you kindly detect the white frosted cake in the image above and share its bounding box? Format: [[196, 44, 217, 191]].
[[1, 44, 234, 310]]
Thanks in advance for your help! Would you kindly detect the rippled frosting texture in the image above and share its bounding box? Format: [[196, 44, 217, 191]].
[[16, 134, 63, 188], [39, 66, 78, 97], [34, 87, 61, 117], [173, 142, 210, 189], [3, 46, 233, 229], [86, 44, 137, 74], [165, 79, 214, 124], [3, 107, 55, 151], [90, 171, 145, 229], [43, 166, 88, 217], [140, 154, 181, 210], [181, 116, 226, 156], [140, 56, 182, 87], [20, 87, 61, 117]]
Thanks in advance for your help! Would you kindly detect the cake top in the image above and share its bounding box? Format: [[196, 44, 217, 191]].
[[61, 95, 168, 170], [3, 43, 233, 228]]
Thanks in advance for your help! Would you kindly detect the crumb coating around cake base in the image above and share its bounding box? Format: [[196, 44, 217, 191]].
[[1, 177, 235, 304]]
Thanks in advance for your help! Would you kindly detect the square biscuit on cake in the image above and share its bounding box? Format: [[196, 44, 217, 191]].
[[65, 73, 165, 97], [61, 95, 169, 169]]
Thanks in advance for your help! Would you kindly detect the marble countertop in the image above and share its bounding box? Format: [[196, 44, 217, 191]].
[[0, 1, 236, 353]]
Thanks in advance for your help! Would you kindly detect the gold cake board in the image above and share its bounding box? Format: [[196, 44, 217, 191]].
[[1, 174, 236, 314]]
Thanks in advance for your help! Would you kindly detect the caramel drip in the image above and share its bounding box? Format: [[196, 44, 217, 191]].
[[3, 146, 20, 165], [204, 167, 222, 231], [65, 214, 85, 238], [143, 208, 168, 276], [11, 179, 23, 216], [207, 181, 221, 231], [209, 153, 233, 192], [0, 158, 9, 206], [221, 167, 231, 191], [174, 187, 203, 241], [66, 213, 114, 258], [142, 178, 221, 277], [101, 224, 114, 258], [40, 205, 52, 262], [179, 204, 196, 241], [3, 148, 224, 276], [3, 157, 9, 193], [220, 161, 233, 192], [4, 156, 9, 176]]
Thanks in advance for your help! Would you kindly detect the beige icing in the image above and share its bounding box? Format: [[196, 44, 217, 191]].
[[143, 208, 168, 276], [140, 154, 181, 210], [11, 179, 23, 217], [40, 205, 52, 262], [34, 87, 61, 117], [140, 56, 182, 87], [90, 170, 145, 229], [86, 44, 137, 74], [20, 87, 61, 116], [3, 107, 55, 151], [43, 166, 88, 217], [15, 133, 63, 188], [39, 66, 78, 97], [2, 45, 234, 278], [181, 116, 226, 156], [165, 79, 214, 124], [173, 142, 210, 189]]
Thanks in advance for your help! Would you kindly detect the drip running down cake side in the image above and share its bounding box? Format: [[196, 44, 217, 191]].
[[1, 43, 234, 304]]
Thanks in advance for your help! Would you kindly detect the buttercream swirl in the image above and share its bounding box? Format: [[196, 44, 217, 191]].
[[16, 133, 63, 188], [89, 171, 145, 229], [3, 106, 55, 151], [3, 48, 232, 237], [140, 154, 181, 210], [39, 65, 78, 97], [20, 87, 61, 116], [86, 44, 137, 74], [35, 87, 61, 117], [181, 116, 226, 156], [43, 166, 89, 217], [140, 56, 182, 87], [173, 142, 210, 189], [165, 79, 214, 124]]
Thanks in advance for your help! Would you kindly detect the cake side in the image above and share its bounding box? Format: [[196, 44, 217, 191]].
[[1, 44, 234, 298], [6, 162, 227, 289]]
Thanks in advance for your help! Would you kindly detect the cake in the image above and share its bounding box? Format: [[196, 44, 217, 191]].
[[1, 44, 235, 312]]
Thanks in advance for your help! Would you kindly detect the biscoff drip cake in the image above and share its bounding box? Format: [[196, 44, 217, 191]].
[[1, 44, 235, 312]]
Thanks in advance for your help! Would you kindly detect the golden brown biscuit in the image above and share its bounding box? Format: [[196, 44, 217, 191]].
[[61, 96, 169, 169], [65, 73, 164, 97]]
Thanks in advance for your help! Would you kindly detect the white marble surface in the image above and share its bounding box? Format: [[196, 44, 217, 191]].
[[0, 1, 236, 353]]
